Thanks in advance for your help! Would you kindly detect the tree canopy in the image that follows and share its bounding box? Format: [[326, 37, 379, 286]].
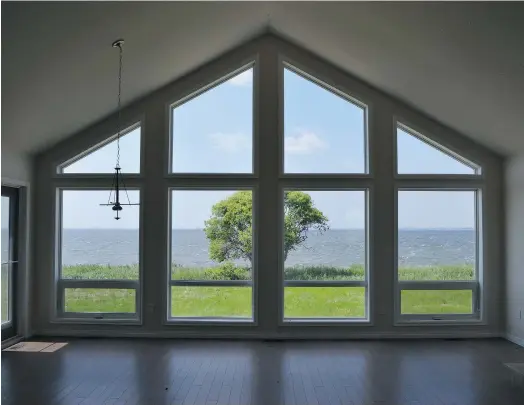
[[204, 191, 329, 265]]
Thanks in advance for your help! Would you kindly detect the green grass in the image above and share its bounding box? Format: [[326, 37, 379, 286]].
[[61, 263, 475, 317], [64, 288, 136, 313], [401, 290, 473, 314], [171, 286, 252, 317]]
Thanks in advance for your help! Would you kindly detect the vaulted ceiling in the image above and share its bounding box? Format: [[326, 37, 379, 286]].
[[2, 2, 523, 157]]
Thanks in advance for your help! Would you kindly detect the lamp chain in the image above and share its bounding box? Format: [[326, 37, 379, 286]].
[[116, 41, 123, 169]]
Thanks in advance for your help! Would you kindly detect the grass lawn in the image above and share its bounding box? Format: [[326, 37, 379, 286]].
[[61, 264, 475, 317]]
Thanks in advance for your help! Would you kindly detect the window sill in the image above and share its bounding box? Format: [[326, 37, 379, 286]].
[[51, 315, 141, 326], [165, 317, 256, 326], [281, 318, 372, 326], [394, 317, 484, 327]]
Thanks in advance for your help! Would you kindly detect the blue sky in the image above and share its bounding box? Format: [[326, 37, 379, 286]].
[[60, 67, 476, 230]]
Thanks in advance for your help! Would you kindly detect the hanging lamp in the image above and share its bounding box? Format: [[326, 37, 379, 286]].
[[100, 39, 139, 220]]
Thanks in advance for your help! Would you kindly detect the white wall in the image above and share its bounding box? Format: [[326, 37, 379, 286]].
[[506, 155, 524, 346], [1, 149, 32, 183]]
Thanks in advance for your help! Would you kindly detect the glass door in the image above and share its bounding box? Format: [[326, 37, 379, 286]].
[[2, 186, 18, 340]]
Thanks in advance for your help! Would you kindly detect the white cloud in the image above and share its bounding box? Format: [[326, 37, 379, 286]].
[[208, 133, 251, 153], [285, 131, 328, 155], [227, 70, 252, 86]]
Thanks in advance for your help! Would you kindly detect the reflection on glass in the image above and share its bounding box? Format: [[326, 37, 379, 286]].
[[61, 190, 140, 281], [397, 191, 476, 281], [284, 67, 366, 173], [64, 289, 136, 313], [172, 68, 253, 173]]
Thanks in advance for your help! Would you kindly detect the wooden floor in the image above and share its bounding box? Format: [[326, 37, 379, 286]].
[[2, 338, 524, 405]]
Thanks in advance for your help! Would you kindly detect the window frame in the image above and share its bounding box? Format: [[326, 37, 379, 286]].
[[167, 62, 257, 176], [394, 184, 484, 325], [56, 122, 143, 176], [394, 121, 482, 178], [53, 187, 143, 324], [278, 186, 372, 324], [165, 186, 258, 324], [280, 60, 370, 177]]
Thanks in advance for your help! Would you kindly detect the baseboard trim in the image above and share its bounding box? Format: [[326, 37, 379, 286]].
[[506, 333, 524, 348], [37, 329, 500, 340]]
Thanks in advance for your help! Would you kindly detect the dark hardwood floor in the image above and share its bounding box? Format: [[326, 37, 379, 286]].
[[2, 338, 524, 405]]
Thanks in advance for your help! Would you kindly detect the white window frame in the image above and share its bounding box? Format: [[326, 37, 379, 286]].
[[278, 58, 373, 324], [278, 186, 372, 323], [166, 186, 257, 324], [168, 62, 257, 176], [53, 187, 142, 324], [165, 59, 259, 324], [56, 122, 143, 176], [394, 121, 484, 324]]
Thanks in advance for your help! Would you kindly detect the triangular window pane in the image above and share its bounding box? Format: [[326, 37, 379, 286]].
[[397, 126, 478, 174], [284, 66, 367, 174], [171, 66, 253, 173], [61, 126, 141, 174]]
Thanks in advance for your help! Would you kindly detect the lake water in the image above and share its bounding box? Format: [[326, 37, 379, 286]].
[[49, 229, 476, 267]]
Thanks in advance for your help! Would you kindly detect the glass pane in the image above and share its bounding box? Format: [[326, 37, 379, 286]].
[[284, 67, 366, 173], [1, 196, 10, 264], [171, 286, 252, 318], [1, 264, 9, 323], [397, 126, 476, 174], [401, 290, 473, 314], [64, 288, 136, 313], [398, 191, 476, 281], [171, 68, 253, 173], [284, 191, 366, 281], [171, 190, 253, 282], [61, 126, 141, 174], [61, 190, 140, 280], [2, 196, 11, 325], [284, 287, 365, 318]]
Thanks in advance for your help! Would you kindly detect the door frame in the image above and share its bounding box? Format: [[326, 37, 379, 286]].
[[2, 186, 19, 340]]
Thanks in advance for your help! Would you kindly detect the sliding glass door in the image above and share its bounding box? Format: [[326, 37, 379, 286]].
[[2, 186, 18, 340]]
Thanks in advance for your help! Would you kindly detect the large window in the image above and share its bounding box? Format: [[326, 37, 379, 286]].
[[169, 190, 254, 320], [57, 190, 140, 320], [282, 190, 368, 320], [281, 63, 370, 321], [395, 124, 481, 322], [44, 41, 495, 331]]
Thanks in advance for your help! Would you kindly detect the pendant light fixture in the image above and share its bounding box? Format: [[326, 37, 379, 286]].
[[100, 39, 139, 220]]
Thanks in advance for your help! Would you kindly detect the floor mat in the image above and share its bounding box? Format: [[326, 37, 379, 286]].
[[3, 342, 68, 352]]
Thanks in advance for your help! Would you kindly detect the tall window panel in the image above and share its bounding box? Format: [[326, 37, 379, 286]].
[[169, 190, 254, 320], [282, 190, 368, 320], [395, 123, 482, 322], [397, 190, 479, 319], [57, 189, 140, 319]]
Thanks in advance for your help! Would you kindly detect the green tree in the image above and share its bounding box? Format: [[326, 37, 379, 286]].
[[204, 191, 329, 265]]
